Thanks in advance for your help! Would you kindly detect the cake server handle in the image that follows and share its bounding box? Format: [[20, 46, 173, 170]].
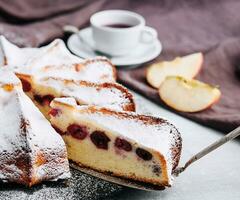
[[173, 126, 240, 176]]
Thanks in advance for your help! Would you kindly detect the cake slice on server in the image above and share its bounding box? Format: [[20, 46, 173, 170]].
[[49, 98, 182, 186], [15, 73, 135, 119], [0, 69, 70, 186]]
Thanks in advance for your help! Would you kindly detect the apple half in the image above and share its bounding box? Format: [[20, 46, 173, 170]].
[[159, 76, 221, 112], [146, 52, 203, 88]]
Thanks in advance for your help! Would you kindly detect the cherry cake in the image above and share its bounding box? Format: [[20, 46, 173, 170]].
[[0, 36, 116, 84], [0, 69, 70, 186], [22, 57, 117, 84], [50, 98, 182, 186], [16, 74, 135, 119]]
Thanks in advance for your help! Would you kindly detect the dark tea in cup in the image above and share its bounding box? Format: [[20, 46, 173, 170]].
[[103, 23, 134, 28]]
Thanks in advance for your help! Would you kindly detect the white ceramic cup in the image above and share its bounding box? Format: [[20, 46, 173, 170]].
[[90, 10, 158, 56]]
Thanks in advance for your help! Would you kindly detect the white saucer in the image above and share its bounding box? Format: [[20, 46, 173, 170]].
[[67, 27, 162, 67]]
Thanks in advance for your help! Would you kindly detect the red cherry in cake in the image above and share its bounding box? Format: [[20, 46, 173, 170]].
[[20, 78, 31, 92], [76, 101, 81, 106], [52, 125, 65, 135], [114, 137, 132, 152], [136, 148, 152, 161], [90, 131, 110, 150], [49, 109, 60, 117], [34, 94, 43, 104], [67, 124, 88, 140], [33, 94, 54, 106], [42, 95, 55, 106]]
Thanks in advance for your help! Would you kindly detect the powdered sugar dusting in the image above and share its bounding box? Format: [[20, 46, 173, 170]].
[[0, 68, 21, 87], [20, 58, 115, 84], [0, 71, 70, 185], [39, 77, 134, 111], [0, 36, 116, 84], [72, 58, 116, 83], [0, 35, 40, 67], [24, 39, 82, 69], [0, 36, 81, 71]]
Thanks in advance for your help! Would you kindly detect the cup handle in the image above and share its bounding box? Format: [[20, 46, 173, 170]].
[[140, 26, 158, 43]]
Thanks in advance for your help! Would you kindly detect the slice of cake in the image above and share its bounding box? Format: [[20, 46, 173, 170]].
[[0, 36, 81, 68], [0, 69, 70, 186], [19, 57, 116, 84], [0, 37, 116, 83], [9, 38, 116, 84], [50, 98, 182, 186], [15, 74, 135, 119]]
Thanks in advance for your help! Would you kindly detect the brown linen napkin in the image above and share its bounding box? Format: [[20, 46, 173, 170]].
[[0, 0, 239, 132], [0, 0, 107, 46]]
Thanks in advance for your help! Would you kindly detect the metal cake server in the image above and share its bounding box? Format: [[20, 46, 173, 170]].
[[173, 126, 240, 176], [70, 126, 240, 191]]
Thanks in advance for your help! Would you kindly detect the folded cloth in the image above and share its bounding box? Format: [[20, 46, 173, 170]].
[[0, 0, 107, 46], [0, 0, 239, 132]]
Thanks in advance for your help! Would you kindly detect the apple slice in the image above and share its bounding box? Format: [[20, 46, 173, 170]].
[[146, 52, 203, 88], [159, 76, 221, 112]]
